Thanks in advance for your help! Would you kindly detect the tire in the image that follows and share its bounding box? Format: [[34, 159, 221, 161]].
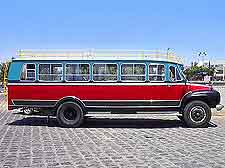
[[56, 101, 84, 127], [183, 100, 211, 128]]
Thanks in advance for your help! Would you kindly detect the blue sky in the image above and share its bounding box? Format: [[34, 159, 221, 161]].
[[0, 0, 225, 64]]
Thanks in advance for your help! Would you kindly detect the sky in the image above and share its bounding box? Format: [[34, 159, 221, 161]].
[[0, 0, 225, 65]]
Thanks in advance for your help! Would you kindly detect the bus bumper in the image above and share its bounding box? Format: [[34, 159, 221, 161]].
[[216, 104, 224, 111]]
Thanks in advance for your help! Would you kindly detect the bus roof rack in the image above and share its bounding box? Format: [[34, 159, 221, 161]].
[[16, 49, 183, 64]]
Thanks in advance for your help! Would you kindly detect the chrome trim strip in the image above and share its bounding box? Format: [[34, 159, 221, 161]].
[[86, 111, 180, 114], [86, 105, 180, 108], [11, 99, 57, 107], [83, 99, 180, 102], [178, 91, 192, 107], [136, 111, 179, 114], [12, 99, 181, 102], [10, 99, 181, 109], [186, 83, 211, 87], [11, 100, 15, 105], [9, 105, 55, 107], [12, 99, 58, 101]]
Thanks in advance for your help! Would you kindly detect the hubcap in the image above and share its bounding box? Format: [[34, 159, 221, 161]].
[[190, 106, 206, 123], [63, 107, 77, 121]]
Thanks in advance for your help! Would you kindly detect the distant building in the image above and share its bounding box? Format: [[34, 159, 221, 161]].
[[211, 61, 225, 81]]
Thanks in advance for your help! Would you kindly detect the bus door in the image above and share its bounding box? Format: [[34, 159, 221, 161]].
[[167, 65, 187, 104]]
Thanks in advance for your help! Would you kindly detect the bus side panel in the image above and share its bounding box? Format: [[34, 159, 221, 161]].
[[8, 85, 14, 110], [8, 62, 24, 110], [8, 84, 186, 109]]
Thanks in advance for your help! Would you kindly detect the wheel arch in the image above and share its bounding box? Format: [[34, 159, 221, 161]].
[[54, 96, 86, 115], [180, 91, 211, 110]]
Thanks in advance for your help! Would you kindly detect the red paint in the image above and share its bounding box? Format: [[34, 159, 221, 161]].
[[188, 84, 211, 91], [8, 83, 211, 110]]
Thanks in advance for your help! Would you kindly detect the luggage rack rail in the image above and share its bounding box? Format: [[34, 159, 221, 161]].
[[17, 49, 183, 64]]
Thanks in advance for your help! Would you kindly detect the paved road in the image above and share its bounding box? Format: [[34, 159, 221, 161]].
[[0, 97, 225, 167], [214, 85, 225, 109], [0, 87, 3, 93]]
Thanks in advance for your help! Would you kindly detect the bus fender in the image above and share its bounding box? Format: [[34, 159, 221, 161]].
[[180, 90, 220, 109], [54, 96, 86, 112]]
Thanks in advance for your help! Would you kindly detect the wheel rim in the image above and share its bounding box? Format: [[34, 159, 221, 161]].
[[63, 107, 77, 121], [189, 106, 206, 123]]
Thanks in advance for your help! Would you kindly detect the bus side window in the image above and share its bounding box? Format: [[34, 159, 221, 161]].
[[39, 64, 63, 81], [169, 66, 176, 82], [65, 64, 90, 81], [176, 68, 182, 81], [20, 64, 36, 81], [121, 64, 145, 81], [93, 64, 117, 81], [149, 64, 165, 81]]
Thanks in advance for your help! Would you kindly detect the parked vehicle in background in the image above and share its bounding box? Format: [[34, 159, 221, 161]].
[[7, 49, 224, 127]]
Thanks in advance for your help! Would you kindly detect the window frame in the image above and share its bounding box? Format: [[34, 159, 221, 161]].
[[149, 63, 165, 82], [65, 63, 91, 82], [169, 65, 183, 82], [38, 63, 63, 82], [20, 63, 36, 82], [120, 63, 146, 82], [92, 63, 118, 82]]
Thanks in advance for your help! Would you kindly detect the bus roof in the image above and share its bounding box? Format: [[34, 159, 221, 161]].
[[13, 49, 183, 64]]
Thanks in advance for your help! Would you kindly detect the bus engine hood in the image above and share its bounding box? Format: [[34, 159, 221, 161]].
[[188, 83, 212, 92], [186, 83, 221, 108]]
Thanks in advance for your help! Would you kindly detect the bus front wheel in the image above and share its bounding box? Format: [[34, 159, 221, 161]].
[[183, 100, 211, 128], [56, 101, 84, 127]]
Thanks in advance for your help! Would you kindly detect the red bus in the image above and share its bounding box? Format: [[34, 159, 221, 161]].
[[7, 50, 223, 127]]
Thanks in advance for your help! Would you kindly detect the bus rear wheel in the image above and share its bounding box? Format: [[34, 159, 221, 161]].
[[183, 100, 211, 128], [56, 101, 84, 127]]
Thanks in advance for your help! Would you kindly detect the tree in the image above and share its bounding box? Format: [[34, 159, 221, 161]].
[[0, 63, 3, 83], [184, 65, 215, 81], [0, 61, 11, 83]]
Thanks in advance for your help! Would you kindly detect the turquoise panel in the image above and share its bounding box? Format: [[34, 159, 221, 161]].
[[118, 62, 121, 81], [8, 62, 23, 81], [145, 62, 149, 81], [9, 59, 184, 82], [89, 62, 93, 81], [62, 61, 66, 81], [35, 63, 38, 80]]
